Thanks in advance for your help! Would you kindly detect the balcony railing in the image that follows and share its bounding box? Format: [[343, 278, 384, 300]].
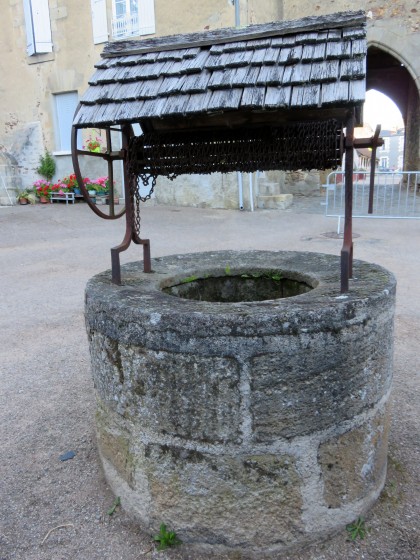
[[112, 13, 139, 39]]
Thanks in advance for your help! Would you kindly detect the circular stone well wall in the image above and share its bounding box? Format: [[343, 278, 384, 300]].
[[85, 250, 396, 555]]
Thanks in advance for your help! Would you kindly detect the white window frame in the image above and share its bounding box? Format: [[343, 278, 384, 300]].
[[91, 0, 109, 44], [53, 92, 79, 153], [379, 156, 389, 169], [23, 0, 53, 56], [112, 0, 155, 39], [381, 137, 390, 152], [398, 136, 404, 152]]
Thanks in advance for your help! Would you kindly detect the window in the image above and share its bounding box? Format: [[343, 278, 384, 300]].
[[379, 156, 389, 169], [53, 92, 79, 152], [112, 0, 155, 39], [398, 135, 404, 152], [381, 137, 390, 152], [23, 0, 53, 55], [91, 0, 109, 44]]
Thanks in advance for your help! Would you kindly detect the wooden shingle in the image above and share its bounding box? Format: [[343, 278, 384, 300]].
[[207, 89, 243, 112], [291, 84, 321, 107], [231, 66, 261, 88], [321, 81, 349, 105], [240, 87, 266, 109], [264, 86, 292, 108], [181, 71, 211, 94], [256, 65, 284, 87]]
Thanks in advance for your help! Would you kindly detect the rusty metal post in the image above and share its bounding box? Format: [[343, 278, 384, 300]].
[[341, 110, 355, 293], [368, 125, 381, 214], [110, 125, 134, 284], [110, 125, 151, 283]]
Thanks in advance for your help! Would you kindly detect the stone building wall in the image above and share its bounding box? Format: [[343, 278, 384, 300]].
[[283, 0, 419, 32], [283, 0, 420, 174], [1, 1, 418, 207], [0, 0, 282, 206]]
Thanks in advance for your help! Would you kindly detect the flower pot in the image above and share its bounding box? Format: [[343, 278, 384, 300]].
[[74, 188, 81, 195], [19, 197, 29, 205], [88, 190, 96, 196], [39, 196, 49, 204]]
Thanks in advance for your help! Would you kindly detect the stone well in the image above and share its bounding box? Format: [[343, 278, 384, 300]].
[[85, 250, 395, 556]]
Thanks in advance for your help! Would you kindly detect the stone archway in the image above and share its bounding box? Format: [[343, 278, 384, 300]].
[[367, 43, 420, 172]]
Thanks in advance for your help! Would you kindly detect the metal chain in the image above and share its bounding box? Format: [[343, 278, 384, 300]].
[[129, 174, 141, 238], [127, 119, 342, 192], [137, 173, 157, 202]]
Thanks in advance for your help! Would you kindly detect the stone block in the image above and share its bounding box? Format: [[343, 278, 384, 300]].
[[120, 347, 242, 443], [318, 403, 391, 508], [88, 331, 242, 444], [96, 405, 135, 487], [142, 444, 303, 549], [250, 315, 394, 441]]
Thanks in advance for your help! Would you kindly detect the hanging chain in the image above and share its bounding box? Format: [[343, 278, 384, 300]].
[[127, 163, 157, 238], [127, 119, 343, 187], [137, 173, 157, 202], [128, 174, 141, 238]]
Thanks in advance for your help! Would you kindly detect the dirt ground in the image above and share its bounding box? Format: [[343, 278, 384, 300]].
[[0, 197, 418, 560]]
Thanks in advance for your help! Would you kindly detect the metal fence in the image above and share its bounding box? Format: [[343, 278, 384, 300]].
[[324, 171, 420, 233]]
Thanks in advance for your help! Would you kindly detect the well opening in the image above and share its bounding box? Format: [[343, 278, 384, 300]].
[[162, 270, 314, 302]]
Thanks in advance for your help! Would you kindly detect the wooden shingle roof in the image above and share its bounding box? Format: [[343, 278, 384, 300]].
[[73, 10, 366, 132]]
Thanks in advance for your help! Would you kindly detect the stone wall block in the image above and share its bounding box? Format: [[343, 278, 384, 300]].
[[95, 402, 136, 488], [120, 346, 242, 443], [250, 313, 394, 441], [318, 402, 391, 508], [142, 444, 304, 548], [88, 331, 125, 413]]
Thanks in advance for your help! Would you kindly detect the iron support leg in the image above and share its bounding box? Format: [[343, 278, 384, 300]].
[[341, 110, 355, 293]]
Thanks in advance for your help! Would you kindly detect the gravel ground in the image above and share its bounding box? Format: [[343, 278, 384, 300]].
[[0, 197, 418, 559]]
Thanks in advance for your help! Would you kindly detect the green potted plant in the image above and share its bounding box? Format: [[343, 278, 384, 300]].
[[37, 151, 56, 181], [16, 188, 36, 205]]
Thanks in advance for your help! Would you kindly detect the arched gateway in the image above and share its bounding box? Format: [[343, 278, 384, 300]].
[[72, 10, 380, 292], [367, 43, 420, 173]]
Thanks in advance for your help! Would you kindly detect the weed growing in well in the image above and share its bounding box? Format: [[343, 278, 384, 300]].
[[346, 517, 369, 541], [153, 523, 182, 551], [107, 496, 121, 516]]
